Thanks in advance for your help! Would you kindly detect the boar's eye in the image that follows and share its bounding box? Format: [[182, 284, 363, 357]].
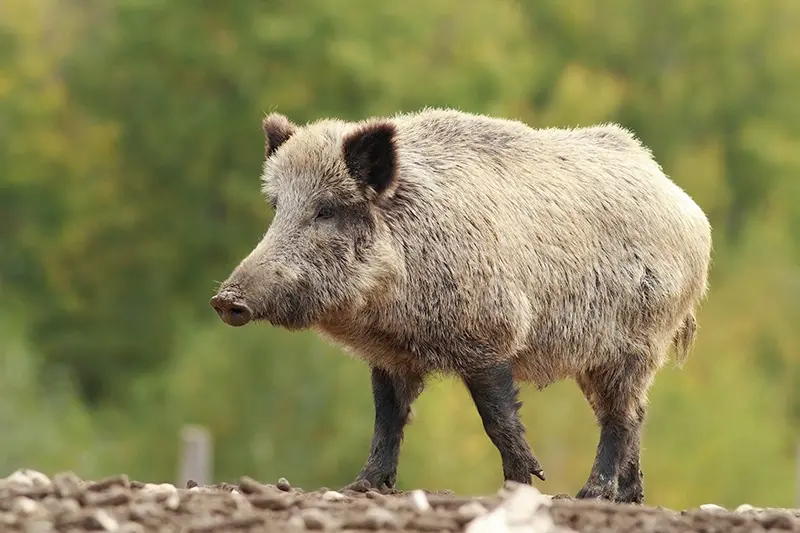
[[315, 205, 334, 220]]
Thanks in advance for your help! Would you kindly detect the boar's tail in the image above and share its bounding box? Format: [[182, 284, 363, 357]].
[[671, 312, 698, 367]]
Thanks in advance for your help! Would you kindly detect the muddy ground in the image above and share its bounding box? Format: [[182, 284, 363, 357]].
[[1, 471, 799, 533]]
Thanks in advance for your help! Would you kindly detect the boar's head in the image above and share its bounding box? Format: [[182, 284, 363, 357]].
[[210, 113, 403, 330]]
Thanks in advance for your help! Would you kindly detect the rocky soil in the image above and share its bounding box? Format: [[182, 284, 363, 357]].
[[2, 469, 799, 532]]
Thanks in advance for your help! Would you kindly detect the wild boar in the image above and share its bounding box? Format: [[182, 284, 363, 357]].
[[210, 107, 712, 504]]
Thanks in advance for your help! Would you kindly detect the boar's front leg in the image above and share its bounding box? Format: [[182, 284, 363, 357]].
[[463, 363, 546, 484], [347, 366, 424, 491]]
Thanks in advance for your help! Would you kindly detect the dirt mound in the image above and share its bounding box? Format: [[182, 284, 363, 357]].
[[1, 470, 798, 532]]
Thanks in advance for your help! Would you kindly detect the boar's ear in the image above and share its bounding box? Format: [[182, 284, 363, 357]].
[[262, 113, 297, 158], [342, 121, 398, 197]]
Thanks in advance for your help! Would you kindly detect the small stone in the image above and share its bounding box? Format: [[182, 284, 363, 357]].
[[287, 516, 305, 530], [52, 472, 83, 498], [17, 470, 52, 490], [321, 490, 346, 501], [142, 482, 176, 494], [699, 503, 727, 512], [0, 512, 17, 527], [735, 504, 755, 513], [299, 508, 332, 530], [277, 477, 292, 492], [93, 510, 119, 532], [758, 511, 795, 530], [410, 490, 431, 512], [185, 479, 198, 489], [165, 491, 181, 510], [13, 497, 39, 515], [363, 507, 399, 529], [6, 470, 34, 489], [250, 495, 293, 511], [238, 476, 267, 494]]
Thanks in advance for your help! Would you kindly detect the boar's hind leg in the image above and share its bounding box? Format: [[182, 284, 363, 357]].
[[575, 362, 650, 503], [463, 362, 546, 484], [347, 366, 424, 491]]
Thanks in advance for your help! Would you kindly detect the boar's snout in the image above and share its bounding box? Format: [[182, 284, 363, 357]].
[[210, 292, 253, 327]]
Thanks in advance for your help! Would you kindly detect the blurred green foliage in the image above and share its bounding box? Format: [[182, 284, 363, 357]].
[[1, 0, 799, 510]]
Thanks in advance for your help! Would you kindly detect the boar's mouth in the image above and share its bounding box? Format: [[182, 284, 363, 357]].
[[256, 290, 315, 331]]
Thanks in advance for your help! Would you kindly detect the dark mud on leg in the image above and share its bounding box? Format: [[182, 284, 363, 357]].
[[462, 362, 545, 484], [615, 404, 646, 504], [345, 367, 424, 491]]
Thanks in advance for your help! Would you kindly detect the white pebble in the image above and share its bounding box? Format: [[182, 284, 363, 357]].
[[410, 490, 431, 512], [158, 483, 177, 493], [6, 471, 34, 488], [12, 497, 39, 515], [165, 492, 181, 510], [735, 503, 755, 513], [93, 510, 119, 532], [7, 469, 51, 489], [322, 490, 346, 501], [466, 484, 569, 533], [143, 483, 177, 494], [699, 503, 727, 512]]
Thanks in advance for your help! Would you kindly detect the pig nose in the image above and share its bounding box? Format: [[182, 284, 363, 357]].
[[210, 293, 253, 327]]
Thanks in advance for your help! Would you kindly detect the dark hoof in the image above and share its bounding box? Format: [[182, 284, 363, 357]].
[[504, 453, 546, 484], [616, 469, 644, 504], [342, 469, 396, 493], [341, 479, 372, 493]]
